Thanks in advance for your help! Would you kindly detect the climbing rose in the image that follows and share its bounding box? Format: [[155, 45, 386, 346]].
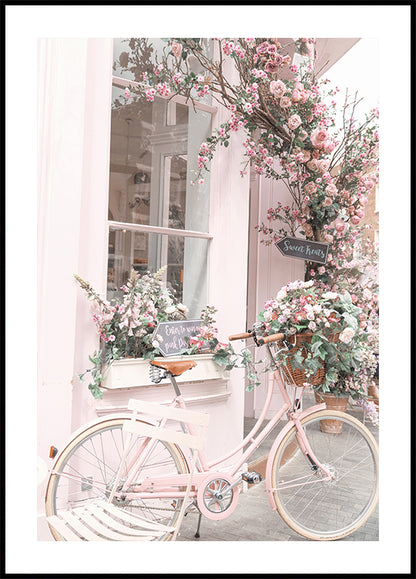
[[288, 114, 302, 130], [269, 80, 286, 98]]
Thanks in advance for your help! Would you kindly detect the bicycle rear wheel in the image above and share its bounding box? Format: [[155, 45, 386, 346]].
[[270, 410, 379, 540], [45, 418, 188, 541]]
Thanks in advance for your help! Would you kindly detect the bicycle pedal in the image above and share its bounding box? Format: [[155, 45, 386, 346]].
[[242, 471, 262, 484]]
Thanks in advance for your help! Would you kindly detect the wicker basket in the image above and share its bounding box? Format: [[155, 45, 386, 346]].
[[281, 333, 326, 387]]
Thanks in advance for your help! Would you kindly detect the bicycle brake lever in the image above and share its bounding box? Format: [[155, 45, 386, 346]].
[[283, 339, 293, 351]]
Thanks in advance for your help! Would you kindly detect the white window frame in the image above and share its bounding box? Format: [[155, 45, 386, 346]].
[[109, 75, 216, 249]]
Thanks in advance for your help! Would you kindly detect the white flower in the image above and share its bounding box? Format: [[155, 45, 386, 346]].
[[306, 312, 315, 321], [165, 305, 176, 314], [363, 288, 372, 300], [339, 327, 355, 344], [313, 304, 322, 313], [152, 340, 160, 348], [177, 303, 189, 314], [308, 321, 317, 331], [263, 309, 273, 322], [322, 291, 338, 300], [276, 289, 287, 301]]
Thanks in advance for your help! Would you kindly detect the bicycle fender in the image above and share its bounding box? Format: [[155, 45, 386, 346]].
[[265, 403, 326, 510]]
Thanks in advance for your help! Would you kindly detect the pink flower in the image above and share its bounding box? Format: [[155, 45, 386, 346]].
[[325, 183, 338, 196], [323, 197, 332, 206], [304, 181, 318, 195], [307, 159, 319, 172], [333, 218, 346, 234], [265, 60, 280, 74], [269, 80, 286, 98], [279, 96, 291, 108], [171, 41, 183, 58], [256, 41, 270, 55], [323, 139, 336, 153], [310, 127, 329, 148], [288, 114, 302, 130], [291, 88, 301, 102], [317, 159, 330, 173]]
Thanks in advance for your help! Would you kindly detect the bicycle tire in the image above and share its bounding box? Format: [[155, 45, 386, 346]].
[[270, 409, 379, 541], [45, 417, 188, 541]]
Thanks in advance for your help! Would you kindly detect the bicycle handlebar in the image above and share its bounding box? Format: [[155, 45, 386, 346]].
[[256, 333, 285, 345], [229, 331, 254, 341], [229, 330, 286, 346]]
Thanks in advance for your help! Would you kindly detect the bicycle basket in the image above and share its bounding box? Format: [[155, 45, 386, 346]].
[[282, 333, 326, 387]]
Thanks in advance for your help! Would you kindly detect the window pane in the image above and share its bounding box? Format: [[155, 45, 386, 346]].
[[109, 86, 211, 233], [113, 38, 213, 105], [107, 228, 208, 319]]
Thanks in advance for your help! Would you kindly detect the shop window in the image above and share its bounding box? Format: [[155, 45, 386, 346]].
[[108, 39, 215, 318]]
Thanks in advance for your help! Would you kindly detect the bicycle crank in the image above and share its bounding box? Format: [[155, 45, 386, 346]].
[[196, 473, 240, 520]]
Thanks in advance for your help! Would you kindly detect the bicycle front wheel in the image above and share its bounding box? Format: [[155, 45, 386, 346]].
[[45, 418, 188, 541], [270, 410, 379, 541]]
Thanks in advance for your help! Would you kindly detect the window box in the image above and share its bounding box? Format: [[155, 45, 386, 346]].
[[101, 353, 229, 390]]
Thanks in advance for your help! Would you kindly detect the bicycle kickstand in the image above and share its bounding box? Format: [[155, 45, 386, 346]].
[[194, 513, 202, 539]]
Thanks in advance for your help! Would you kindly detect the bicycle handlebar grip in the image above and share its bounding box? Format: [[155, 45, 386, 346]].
[[229, 331, 253, 341], [257, 333, 285, 345]]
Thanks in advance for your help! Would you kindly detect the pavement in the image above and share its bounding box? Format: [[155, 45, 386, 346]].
[[177, 397, 379, 542]]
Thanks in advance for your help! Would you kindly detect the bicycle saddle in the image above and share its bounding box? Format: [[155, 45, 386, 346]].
[[150, 360, 197, 376]]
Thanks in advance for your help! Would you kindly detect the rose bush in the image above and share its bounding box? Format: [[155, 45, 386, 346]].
[[110, 38, 379, 408]]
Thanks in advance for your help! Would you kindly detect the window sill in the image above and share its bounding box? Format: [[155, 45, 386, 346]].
[[101, 353, 229, 390]]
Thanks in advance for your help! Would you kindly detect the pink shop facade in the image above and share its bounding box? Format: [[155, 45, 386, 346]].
[[37, 37, 359, 537]]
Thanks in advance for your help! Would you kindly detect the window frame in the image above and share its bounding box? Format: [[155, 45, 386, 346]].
[[107, 74, 216, 304], [109, 74, 216, 245]]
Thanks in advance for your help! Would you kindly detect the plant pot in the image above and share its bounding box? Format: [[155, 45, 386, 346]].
[[367, 383, 379, 409], [101, 353, 228, 390], [314, 391, 348, 434]]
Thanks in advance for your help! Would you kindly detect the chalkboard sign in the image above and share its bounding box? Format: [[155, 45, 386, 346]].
[[153, 319, 203, 356], [275, 236, 329, 265]]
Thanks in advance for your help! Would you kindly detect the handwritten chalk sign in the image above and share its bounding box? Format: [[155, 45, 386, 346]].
[[275, 236, 329, 265], [153, 319, 203, 356]]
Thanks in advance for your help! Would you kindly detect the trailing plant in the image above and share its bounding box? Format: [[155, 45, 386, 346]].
[[75, 268, 189, 398]]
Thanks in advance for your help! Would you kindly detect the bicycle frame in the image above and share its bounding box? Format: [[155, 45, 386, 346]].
[[107, 358, 333, 520], [47, 342, 335, 522]]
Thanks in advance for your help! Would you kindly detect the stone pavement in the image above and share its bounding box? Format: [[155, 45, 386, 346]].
[[177, 401, 379, 542]]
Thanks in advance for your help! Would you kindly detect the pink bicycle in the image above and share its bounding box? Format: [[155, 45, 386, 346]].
[[45, 328, 379, 541]]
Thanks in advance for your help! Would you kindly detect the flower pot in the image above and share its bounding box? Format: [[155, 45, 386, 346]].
[[367, 383, 379, 409], [314, 391, 348, 433], [101, 353, 229, 390]]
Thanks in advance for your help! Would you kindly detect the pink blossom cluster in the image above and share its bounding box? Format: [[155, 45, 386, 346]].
[[157, 83, 171, 97]]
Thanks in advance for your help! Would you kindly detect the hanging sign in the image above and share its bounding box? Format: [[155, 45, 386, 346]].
[[275, 236, 329, 265], [153, 319, 203, 357]]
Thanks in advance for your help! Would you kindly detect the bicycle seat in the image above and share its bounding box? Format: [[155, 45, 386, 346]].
[[150, 360, 197, 376]]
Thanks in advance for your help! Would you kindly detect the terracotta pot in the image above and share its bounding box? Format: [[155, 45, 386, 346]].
[[314, 391, 348, 434], [367, 383, 379, 409]]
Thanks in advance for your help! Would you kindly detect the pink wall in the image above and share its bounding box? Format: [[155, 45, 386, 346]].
[[37, 38, 250, 538]]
